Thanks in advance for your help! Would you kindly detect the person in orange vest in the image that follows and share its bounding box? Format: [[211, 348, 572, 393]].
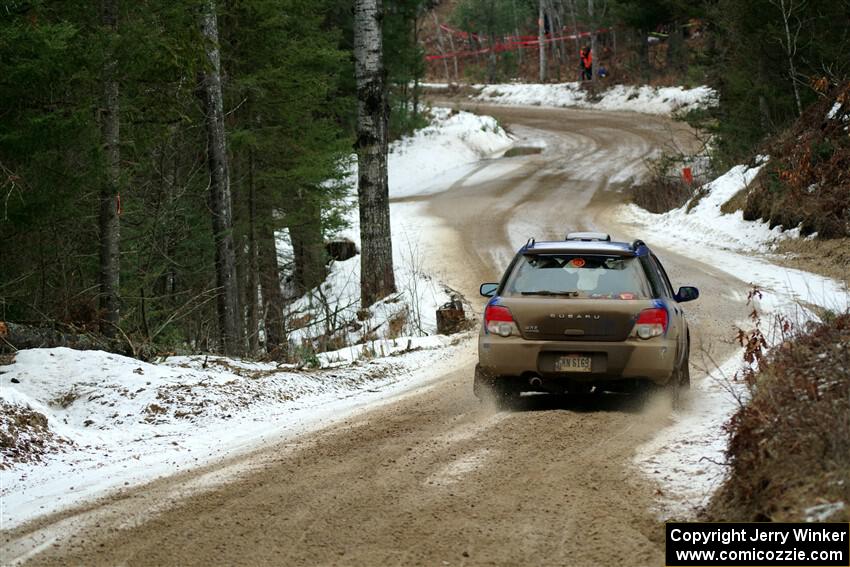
[[580, 46, 592, 80]]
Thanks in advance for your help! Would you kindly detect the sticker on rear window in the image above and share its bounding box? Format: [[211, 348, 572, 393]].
[[569, 258, 586, 268]]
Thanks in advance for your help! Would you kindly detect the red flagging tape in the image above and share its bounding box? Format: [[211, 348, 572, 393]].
[[426, 29, 607, 61]]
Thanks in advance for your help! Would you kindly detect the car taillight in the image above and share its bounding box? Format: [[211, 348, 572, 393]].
[[633, 307, 668, 339], [484, 305, 515, 337]]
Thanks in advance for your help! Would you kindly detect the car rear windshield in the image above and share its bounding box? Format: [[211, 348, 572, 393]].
[[504, 254, 652, 299]]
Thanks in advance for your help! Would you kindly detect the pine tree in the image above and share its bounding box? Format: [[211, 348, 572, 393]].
[[200, 0, 242, 355], [221, 0, 352, 351], [99, 0, 121, 337]]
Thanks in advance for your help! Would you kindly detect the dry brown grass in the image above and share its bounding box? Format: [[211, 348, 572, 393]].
[[1, 402, 72, 469], [386, 310, 409, 340], [704, 314, 850, 522], [719, 187, 749, 215], [775, 237, 850, 286], [502, 146, 543, 157], [630, 178, 695, 213]]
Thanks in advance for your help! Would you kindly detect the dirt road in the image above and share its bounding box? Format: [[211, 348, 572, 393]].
[[4, 105, 751, 566]]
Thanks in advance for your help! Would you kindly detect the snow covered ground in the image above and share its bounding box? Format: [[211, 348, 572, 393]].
[[388, 107, 514, 199], [424, 82, 717, 115], [0, 339, 466, 530], [625, 160, 849, 519], [622, 158, 802, 253], [1, 106, 510, 531]]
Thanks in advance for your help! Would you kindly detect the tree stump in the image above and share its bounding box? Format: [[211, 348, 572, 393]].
[[436, 297, 465, 335], [0, 321, 133, 357]]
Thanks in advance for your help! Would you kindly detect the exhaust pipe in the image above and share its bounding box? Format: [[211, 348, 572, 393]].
[[529, 376, 543, 388]]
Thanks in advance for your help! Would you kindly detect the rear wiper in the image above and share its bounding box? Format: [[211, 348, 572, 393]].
[[520, 290, 580, 297]]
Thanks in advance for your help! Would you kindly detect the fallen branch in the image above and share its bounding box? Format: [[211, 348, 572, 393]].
[[0, 321, 133, 357]]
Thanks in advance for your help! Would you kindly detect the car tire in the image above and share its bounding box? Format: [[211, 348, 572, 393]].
[[669, 348, 690, 409]]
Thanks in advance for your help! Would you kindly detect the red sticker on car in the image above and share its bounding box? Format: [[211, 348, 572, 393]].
[[570, 258, 586, 268]]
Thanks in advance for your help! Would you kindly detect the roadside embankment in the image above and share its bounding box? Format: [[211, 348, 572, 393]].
[[704, 313, 849, 523]]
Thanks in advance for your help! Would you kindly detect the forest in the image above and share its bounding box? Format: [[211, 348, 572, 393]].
[[1, 0, 848, 359]]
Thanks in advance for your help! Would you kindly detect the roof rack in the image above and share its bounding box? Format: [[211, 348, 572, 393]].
[[566, 231, 611, 242], [525, 237, 536, 248], [631, 239, 646, 250]]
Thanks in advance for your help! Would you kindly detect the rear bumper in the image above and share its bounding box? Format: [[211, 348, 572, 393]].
[[478, 333, 676, 385]]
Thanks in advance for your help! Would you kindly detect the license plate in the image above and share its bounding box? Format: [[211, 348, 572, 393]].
[[555, 355, 592, 373]]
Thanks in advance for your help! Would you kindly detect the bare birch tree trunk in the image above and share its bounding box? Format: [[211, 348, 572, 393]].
[[200, 0, 242, 355], [553, 2, 568, 79], [512, 0, 523, 66], [548, 3, 563, 81], [538, 0, 547, 82], [773, 0, 804, 116], [257, 222, 286, 353], [354, 0, 396, 307], [413, 13, 421, 119], [446, 24, 459, 80], [487, 31, 498, 82], [432, 12, 451, 83], [99, 0, 121, 337], [588, 0, 598, 81], [568, 0, 581, 78]]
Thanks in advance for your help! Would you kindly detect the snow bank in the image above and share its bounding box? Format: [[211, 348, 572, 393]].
[[619, 159, 847, 309], [622, 160, 801, 253], [0, 339, 463, 528], [473, 82, 717, 115], [388, 107, 514, 198]]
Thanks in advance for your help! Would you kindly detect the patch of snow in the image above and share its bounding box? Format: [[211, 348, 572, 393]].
[[285, 199, 460, 349], [418, 82, 457, 90], [826, 101, 842, 120], [388, 107, 514, 199], [619, 161, 848, 312], [804, 501, 846, 522], [474, 82, 717, 116], [635, 355, 746, 518]]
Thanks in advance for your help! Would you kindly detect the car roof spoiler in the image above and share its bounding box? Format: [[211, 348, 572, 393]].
[[565, 231, 611, 242]]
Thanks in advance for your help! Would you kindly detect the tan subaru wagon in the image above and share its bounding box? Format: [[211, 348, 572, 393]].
[[475, 233, 699, 406]]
